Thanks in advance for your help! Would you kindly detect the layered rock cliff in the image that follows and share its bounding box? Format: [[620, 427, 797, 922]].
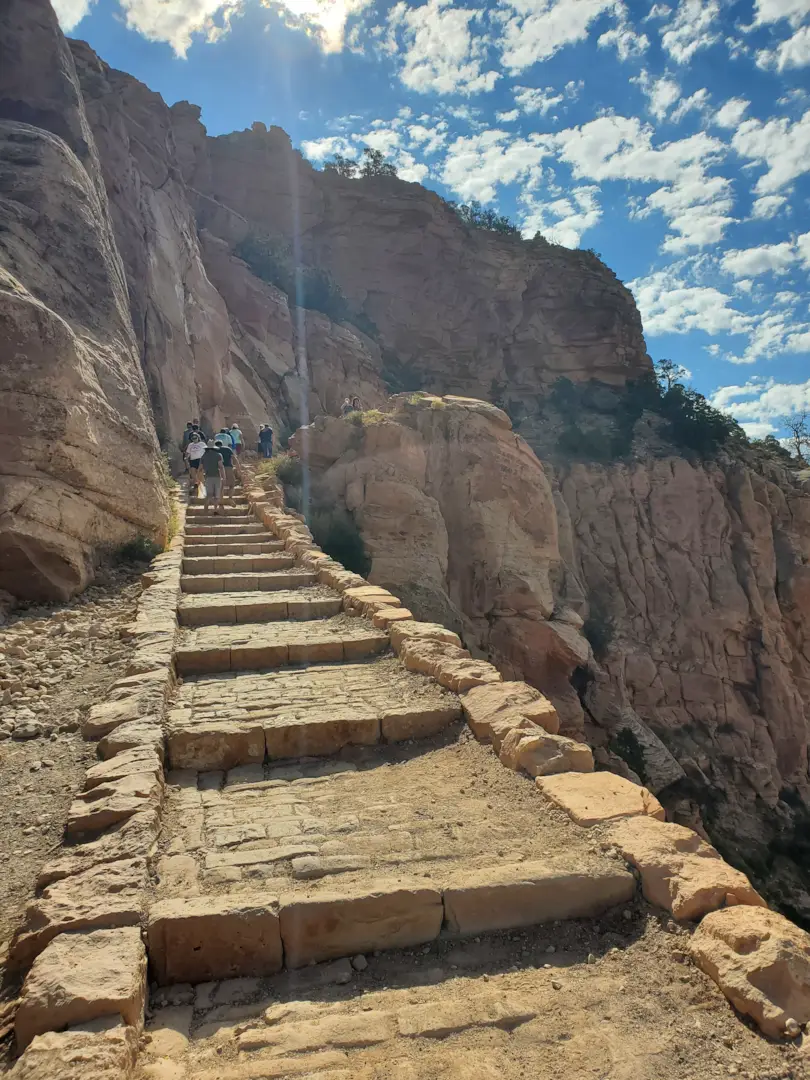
[[0, 0, 169, 599], [293, 396, 810, 923]]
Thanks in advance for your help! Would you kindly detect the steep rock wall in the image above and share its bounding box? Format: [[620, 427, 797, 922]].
[[297, 396, 810, 921], [176, 118, 650, 409], [0, 0, 168, 600]]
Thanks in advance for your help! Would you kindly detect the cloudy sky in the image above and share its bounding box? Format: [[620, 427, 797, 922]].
[[57, 0, 810, 440]]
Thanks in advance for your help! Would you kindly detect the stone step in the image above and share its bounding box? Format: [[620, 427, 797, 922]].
[[182, 533, 280, 547], [187, 503, 250, 512], [186, 523, 266, 536], [184, 515, 255, 526], [139, 914, 721, 1080], [184, 541, 286, 558], [178, 589, 342, 627], [181, 554, 295, 575], [167, 657, 462, 769], [174, 617, 388, 675], [147, 741, 634, 983], [180, 570, 315, 595]]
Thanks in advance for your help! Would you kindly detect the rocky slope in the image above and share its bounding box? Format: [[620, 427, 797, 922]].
[[293, 396, 810, 923], [0, 0, 169, 599]]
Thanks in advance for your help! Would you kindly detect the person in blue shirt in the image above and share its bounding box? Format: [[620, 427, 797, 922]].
[[258, 424, 273, 458], [216, 427, 233, 448]]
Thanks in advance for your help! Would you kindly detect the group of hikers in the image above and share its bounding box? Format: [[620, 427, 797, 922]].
[[181, 420, 247, 513]]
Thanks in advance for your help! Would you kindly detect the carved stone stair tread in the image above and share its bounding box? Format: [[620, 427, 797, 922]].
[[183, 541, 286, 556], [180, 570, 315, 594], [178, 588, 342, 626], [174, 616, 388, 674], [182, 554, 294, 574]]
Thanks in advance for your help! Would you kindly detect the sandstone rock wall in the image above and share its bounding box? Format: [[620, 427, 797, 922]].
[[557, 457, 810, 921], [0, 0, 168, 600], [176, 118, 650, 407], [298, 397, 810, 921]]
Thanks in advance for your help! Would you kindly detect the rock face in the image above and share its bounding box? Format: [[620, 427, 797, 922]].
[[0, 0, 168, 599], [293, 397, 810, 920]]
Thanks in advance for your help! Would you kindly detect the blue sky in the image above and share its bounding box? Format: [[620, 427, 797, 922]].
[[57, 0, 810, 439]]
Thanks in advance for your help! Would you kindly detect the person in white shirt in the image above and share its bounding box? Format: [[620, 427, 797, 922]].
[[185, 432, 206, 496], [230, 424, 244, 455]]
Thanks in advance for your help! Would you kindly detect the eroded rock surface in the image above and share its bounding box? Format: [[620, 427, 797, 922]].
[[0, 0, 168, 599]]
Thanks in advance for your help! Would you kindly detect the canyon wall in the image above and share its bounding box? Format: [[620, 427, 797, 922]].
[[295, 396, 810, 922], [0, 0, 168, 600]]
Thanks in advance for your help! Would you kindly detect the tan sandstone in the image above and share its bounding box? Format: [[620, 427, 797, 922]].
[[15, 927, 147, 1050], [689, 906, 810, 1037], [536, 772, 665, 826], [607, 817, 765, 921]]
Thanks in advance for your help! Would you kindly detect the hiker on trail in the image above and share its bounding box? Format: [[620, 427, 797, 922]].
[[258, 424, 273, 459], [184, 432, 206, 495], [352, 396, 361, 411], [214, 438, 236, 493], [216, 427, 233, 448], [200, 440, 226, 513], [181, 421, 195, 451], [230, 423, 244, 455], [340, 397, 353, 417]]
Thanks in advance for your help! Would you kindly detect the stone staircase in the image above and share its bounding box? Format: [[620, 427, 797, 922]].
[[6, 476, 810, 1079]]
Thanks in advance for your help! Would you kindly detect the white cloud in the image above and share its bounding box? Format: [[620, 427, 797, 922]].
[[757, 24, 810, 70], [520, 185, 601, 246], [632, 69, 681, 120], [495, 109, 521, 123], [645, 3, 671, 19], [644, 169, 734, 251], [732, 109, 810, 193], [752, 0, 810, 27], [713, 97, 750, 128], [117, 0, 371, 55], [721, 242, 797, 277], [629, 267, 751, 337], [670, 87, 710, 123], [751, 193, 787, 218], [387, 0, 498, 95], [740, 420, 779, 437], [724, 244, 797, 279], [514, 86, 564, 116], [117, 0, 240, 54], [440, 129, 548, 202], [407, 122, 448, 154], [798, 230, 810, 266], [301, 135, 357, 161], [52, 0, 95, 30], [710, 377, 810, 421], [659, 0, 721, 63], [497, 0, 615, 73], [597, 2, 649, 59]]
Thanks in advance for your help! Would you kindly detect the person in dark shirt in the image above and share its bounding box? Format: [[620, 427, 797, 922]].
[[258, 424, 274, 459], [214, 438, 236, 494], [200, 440, 225, 514]]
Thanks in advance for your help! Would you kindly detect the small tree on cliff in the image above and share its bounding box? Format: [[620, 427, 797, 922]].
[[359, 147, 397, 177], [323, 154, 359, 178], [780, 410, 810, 463], [654, 358, 689, 393], [448, 199, 521, 236]]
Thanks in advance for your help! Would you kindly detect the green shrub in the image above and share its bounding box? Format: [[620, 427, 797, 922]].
[[348, 408, 387, 427], [447, 199, 520, 236], [116, 536, 162, 564], [235, 234, 369, 331], [322, 147, 398, 179]]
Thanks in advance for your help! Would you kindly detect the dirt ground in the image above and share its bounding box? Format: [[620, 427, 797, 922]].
[[0, 563, 144, 1045], [139, 907, 810, 1080]]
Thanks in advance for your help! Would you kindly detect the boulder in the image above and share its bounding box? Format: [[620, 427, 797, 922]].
[[536, 771, 665, 826], [689, 906, 810, 1038], [462, 681, 560, 743], [499, 727, 594, 777], [15, 928, 147, 1050], [607, 816, 765, 921]]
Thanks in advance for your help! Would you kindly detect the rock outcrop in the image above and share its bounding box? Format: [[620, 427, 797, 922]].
[[0, 0, 168, 599], [292, 396, 810, 921]]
